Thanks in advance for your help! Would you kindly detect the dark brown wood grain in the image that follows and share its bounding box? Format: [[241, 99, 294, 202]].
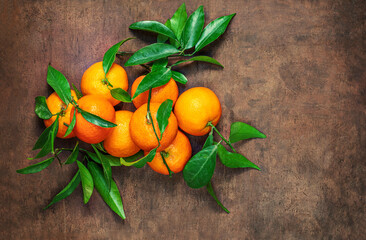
[[0, 0, 365, 239]]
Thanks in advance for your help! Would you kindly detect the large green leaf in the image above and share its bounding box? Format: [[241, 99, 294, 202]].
[[217, 144, 260, 170], [125, 43, 180, 66], [183, 144, 217, 189], [92, 145, 112, 191], [171, 71, 187, 84], [78, 108, 117, 128], [130, 21, 177, 40], [132, 67, 172, 99], [157, 20, 171, 43], [229, 122, 266, 143], [172, 56, 223, 67], [35, 96, 52, 119], [181, 5, 205, 49], [103, 38, 134, 75], [46, 65, 72, 105], [206, 181, 230, 213], [77, 161, 94, 204], [88, 161, 125, 219], [194, 13, 236, 53], [110, 88, 132, 103], [64, 142, 79, 165], [17, 157, 54, 174], [44, 171, 81, 209], [169, 3, 188, 41], [120, 148, 156, 168], [156, 99, 173, 139]]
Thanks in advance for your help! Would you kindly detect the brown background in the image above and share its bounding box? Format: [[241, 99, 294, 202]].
[[0, 0, 365, 239]]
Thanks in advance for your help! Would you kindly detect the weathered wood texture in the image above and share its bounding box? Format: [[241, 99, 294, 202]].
[[0, 0, 365, 239]]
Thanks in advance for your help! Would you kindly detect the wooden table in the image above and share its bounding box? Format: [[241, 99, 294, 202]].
[[1, 0, 365, 239]]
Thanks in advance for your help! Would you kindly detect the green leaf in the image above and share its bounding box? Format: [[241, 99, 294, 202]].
[[47, 65, 72, 105], [151, 58, 169, 72], [172, 56, 223, 68], [206, 181, 230, 213], [194, 13, 236, 53], [103, 38, 134, 75], [120, 148, 156, 168], [229, 122, 266, 143], [86, 151, 123, 167], [44, 171, 81, 209], [110, 88, 132, 103], [92, 145, 112, 191], [63, 108, 76, 138], [32, 124, 53, 150], [32, 115, 59, 159], [78, 108, 117, 128], [77, 161, 94, 204], [183, 144, 218, 189], [120, 150, 144, 163], [181, 5, 205, 50], [132, 67, 172, 99], [125, 43, 180, 66], [169, 3, 188, 41], [203, 128, 214, 149], [17, 157, 54, 174], [156, 99, 173, 139], [217, 144, 260, 170], [157, 20, 171, 43], [130, 21, 177, 40], [171, 71, 188, 84], [93, 142, 107, 153], [35, 96, 52, 119], [72, 83, 83, 99], [64, 142, 79, 164], [50, 115, 59, 154], [87, 161, 125, 219]]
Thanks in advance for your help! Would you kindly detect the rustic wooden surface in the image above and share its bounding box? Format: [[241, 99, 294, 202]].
[[0, 0, 365, 239]]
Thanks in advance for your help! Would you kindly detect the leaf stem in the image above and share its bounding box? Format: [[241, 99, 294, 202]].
[[160, 152, 173, 177], [207, 122, 236, 153]]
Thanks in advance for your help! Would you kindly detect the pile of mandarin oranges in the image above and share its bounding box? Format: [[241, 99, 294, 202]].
[[45, 61, 222, 175]]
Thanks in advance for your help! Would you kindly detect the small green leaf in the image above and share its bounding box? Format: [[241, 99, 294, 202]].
[[120, 148, 156, 168], [72, 83, 83, 99], [85, 151, 123, 167], [217, 144, 260, 170], [130, 21, 177, 40], [92, 145, 112, 191], [35, 96, 52, 119], [156, 99, 173, 139], [169, 3, 188, 41], [171, 71, 188, 84], [47, 65, 72, 105], [77, 161, 94, 204], [17, 157, 54, 174], [203, 128, 214, 149], [132, 67, 172, 99], [172, 56, 223, 68], [44, 171, 81, 209], [64, 108, 76, 138], [32, 124, 53, 150], [110, 88, 132, 103], [32, 115, 59, 159], [103, 38, 134, 75], [50, 115, 59, 154], [64, 142, 79, 165], [183, 144, 218, 189], [120, 150, 144, 163], [181, 5, 205, 49], [206, 181, 230, 213], [125, 43, 180, 66], [78, 108, 117, 128], [87, 161, 125, 219], [229, 122, 266, 143], [93, 142, 107, 153], [151, 58, 169, 72], [194, 13, 236, 53]]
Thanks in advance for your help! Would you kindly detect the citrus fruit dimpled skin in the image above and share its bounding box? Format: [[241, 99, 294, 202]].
[[130, 103, 178, 152], [147, 131, 192, 175], [81, 61, 128, 106], [44, 90, 78, 139], [131, 75, 179, 108], [104, 111, 141, 158], [72, 95, 116, 144], [174, 87, 222, 136]]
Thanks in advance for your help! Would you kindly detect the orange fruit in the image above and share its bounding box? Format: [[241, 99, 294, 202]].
[[103, 111, 141, 158], [146, 131, 192, 175], [44, 90, 78, 139], [131, 75, 179, 108], [81, 61, 128, 106], [174, 87, 222, 136], [71, 95, 115, 144], [130, 103, 178, 151]]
